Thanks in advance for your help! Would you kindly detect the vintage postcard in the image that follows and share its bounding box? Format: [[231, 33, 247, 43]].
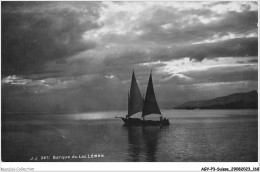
[[1, 1, 259, 171]]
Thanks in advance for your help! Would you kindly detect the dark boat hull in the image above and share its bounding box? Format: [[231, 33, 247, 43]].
[[120, 117, 170, 126]]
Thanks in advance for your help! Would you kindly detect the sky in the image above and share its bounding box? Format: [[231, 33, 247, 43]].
[[1, 1, 258, 113]]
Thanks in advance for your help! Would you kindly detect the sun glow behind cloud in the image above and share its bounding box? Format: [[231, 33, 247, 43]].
[[141, 57, 257, 74], [193, 32, 258, 44]]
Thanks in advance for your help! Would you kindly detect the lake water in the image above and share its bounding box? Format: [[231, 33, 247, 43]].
[[2, 109, 258, 162]]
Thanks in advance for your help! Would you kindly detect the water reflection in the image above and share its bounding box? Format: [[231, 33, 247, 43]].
[[126, 126, 143, 161], [125, 126, 166, 162]]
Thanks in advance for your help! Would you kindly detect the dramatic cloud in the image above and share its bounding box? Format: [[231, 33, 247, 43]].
[[1, 1, 258, 113], [2, 2, 100, 75], [152, 37, 257, 61]]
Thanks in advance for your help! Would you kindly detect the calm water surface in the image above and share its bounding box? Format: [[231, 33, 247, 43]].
[[2, 110, 258, 162]]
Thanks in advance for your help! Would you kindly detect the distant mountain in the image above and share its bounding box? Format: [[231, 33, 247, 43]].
[[175, 90, 258, 109]]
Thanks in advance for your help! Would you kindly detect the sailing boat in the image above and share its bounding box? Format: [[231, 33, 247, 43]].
[[118, 70, 169, 126]]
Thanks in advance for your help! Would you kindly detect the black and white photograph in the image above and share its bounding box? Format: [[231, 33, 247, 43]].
[[1, 1, 259, 170]]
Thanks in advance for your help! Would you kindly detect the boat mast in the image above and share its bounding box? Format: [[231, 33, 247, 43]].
[[142, 69, 162, 118], [127, 92, 130, 119], [128, 70, 143, 118], [142, 92, 145, 121]]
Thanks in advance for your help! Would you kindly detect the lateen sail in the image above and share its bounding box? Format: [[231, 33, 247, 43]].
[[142, 71, 162, 117], [128, 71, 143, 117]]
